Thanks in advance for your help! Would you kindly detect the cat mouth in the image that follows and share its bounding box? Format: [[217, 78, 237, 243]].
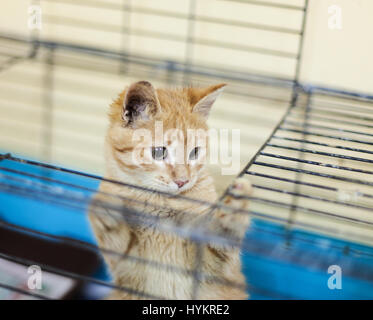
[[174, 180, 195, 194], [176, 185, 190, 194], [153, 179, 195, 194]]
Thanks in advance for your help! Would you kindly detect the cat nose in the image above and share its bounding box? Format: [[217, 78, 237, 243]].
[[175, 180, 189, 188]]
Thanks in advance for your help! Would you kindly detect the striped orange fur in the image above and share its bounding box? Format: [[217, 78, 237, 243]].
[[89, 81, 252, 300]]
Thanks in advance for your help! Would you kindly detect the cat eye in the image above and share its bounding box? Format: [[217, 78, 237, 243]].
[[189, 147, 200, 161], [152, 146, 168, 160]]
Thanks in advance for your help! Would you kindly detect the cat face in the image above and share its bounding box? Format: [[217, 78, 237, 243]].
[[106, 81, 226, 194]]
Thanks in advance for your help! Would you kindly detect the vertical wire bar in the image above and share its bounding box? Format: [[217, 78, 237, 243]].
[[183, 0, 196, 85], [264, 0, 309, 246], [119, 0, 132, 74], [42, 46, 55, 168], [294, 0, 308, 84], [191, 242, 203, 300], [285, 91, 312, 246]]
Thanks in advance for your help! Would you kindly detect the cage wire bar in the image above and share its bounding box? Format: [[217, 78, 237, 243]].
[[0, 0, 373, 299], [240, 86, 373, 234]]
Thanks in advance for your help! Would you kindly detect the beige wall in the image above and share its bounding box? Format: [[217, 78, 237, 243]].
[[302, 0, 373, 93]]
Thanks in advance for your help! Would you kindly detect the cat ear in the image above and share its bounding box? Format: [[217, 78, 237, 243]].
[[191, 83, 226, 119], [122, 81, 161, 126]]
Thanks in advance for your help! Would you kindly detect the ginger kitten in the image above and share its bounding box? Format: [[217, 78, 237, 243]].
[[89, 81, 252, 300]]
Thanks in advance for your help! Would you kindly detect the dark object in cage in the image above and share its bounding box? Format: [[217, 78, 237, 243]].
[[0, 0, 373, 300]]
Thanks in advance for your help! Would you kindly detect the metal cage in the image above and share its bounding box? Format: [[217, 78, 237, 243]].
[[0, 0, 373, 300]]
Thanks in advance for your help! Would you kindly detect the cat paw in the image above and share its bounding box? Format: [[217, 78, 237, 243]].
[[214, 178, 252, 239], [225, 177, 252, 210]]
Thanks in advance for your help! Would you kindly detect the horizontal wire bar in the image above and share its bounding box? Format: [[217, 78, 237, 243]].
[[43, 0, 306, 12], [42, 14, 298, 59], [234, 194, 373, 227], [0, 72, 292, 107], [306, 101, 373, 116], [252, 184, 373, 211], [307, 85, 373, 103], [266, 144, 373, 164], [224, 0, 306, 10], [289, 111, 373, 129], [247, 170, 336, 191], [249, 220, 373, 260], [0, 59, 294, 109], [195, 37, 298, 59], [246, 170, 373, 199], [298, 106, 373, 122], [0, 281, 50, 300], [278, 127, 373, 146], [192, 14, 300, 35], [260, 151, 373, 175], [0, 33, 297, 88], [42, 0, 302, 34], [283, 120, 373, 138], [272, 136, 373, 155], [252, 161, 373, 187]]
